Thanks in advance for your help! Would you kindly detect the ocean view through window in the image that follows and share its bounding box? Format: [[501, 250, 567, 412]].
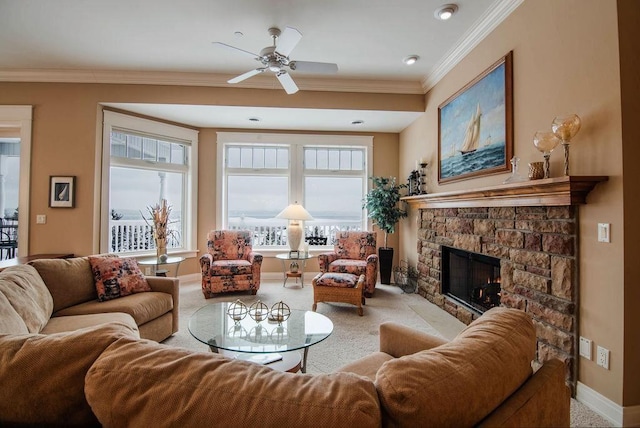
[[101, 111, 198, 255], [217, 132, 372, 249]]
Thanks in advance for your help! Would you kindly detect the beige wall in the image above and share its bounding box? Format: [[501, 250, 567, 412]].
[[399, 0, 633, 407]]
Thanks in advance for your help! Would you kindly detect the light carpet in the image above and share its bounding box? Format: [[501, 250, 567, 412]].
[[162, 277, 612, 427]]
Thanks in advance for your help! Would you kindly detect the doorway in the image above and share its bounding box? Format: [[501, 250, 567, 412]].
[[0, 106, 32, 257]]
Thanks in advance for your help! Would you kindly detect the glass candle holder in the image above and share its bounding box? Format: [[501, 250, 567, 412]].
[[533, 131, 560, 179], [551, 114, 581, 176]]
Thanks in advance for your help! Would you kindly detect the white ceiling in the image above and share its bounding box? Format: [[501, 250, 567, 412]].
[[0, 0, 520, 132]]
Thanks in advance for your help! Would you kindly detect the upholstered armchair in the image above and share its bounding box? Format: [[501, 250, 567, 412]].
[[200, 230, 263, 298], [318, 231, 378, 297]]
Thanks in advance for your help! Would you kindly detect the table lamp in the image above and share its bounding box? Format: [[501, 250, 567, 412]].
[[276, 202, 314, 253]]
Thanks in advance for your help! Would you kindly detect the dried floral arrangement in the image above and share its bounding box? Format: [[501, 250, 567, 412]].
[[143, 199, 175, 252]]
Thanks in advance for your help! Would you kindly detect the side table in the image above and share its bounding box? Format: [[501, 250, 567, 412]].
[[275, 252, 314, 288], [138, 256, 185, 277]]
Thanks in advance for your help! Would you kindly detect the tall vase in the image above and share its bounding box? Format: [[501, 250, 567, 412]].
[[156, 238, 167, 259], [378, 247, 394, 285]]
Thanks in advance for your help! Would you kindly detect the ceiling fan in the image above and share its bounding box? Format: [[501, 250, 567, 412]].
[[213, 26, 339, 94]]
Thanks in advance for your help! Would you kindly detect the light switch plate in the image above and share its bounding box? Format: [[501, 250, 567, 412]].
[[36, 214, 46, 224], [579, 336, 592, 360], [598, 223, 610, 243]]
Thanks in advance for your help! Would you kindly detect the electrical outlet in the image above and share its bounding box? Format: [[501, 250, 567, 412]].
[[597, 346, 610, 369], [144, 267, 152, 276], [579, 337, 592, 360]]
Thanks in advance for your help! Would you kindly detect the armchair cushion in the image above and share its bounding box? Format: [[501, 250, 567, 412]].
[[208, 230, 252, 261], [211, 259, 252, 276]]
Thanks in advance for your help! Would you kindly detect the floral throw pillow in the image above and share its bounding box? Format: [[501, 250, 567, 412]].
[[88, 256, 151, 302]]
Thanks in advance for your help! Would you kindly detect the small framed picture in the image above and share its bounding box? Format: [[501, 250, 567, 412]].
[[49, 176, 76, 208]]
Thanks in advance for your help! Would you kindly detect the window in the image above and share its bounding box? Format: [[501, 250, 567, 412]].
[[217, 132, 372, 249], [101, 111, 198, 255]]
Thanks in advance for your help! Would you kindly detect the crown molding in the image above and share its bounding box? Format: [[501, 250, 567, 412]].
[[421, 0, 524, 92], [0, 68, 424, 94]]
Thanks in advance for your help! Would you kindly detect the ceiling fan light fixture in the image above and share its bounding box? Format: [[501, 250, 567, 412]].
[[403, 55, 419, 65], [434, 4, 458, 20]]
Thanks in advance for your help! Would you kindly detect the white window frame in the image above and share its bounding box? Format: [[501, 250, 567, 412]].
[[101, 110, 198, 256], [216, 132, 373, 253]]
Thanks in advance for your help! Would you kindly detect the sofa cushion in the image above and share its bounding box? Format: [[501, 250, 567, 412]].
[[86, 337, 381, 427], [41, 312, 140, 337], [0, 265, 53, 333], [54, 291, 172, 326], [375, 307, 536, 427], [29, 257, 98, 312], [89, 256, 151, 302], [0, 290, 29, 334], [0, 322, 138, 427]]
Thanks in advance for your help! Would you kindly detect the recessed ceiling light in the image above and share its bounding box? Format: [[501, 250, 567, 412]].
[[351, 120, 365, 125], [248, 117, 261, 122], [403, 55, 419, 65], [434, 4, 458, 20]]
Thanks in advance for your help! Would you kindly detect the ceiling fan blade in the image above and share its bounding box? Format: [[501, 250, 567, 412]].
[[212, 42, 260, 60], [276, 71, 299, 94], [290, 60, 338, 74], [276, 27, 302, 57], [228, 68, 265, 84]]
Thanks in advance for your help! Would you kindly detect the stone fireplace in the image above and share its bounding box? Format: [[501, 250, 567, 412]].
[[403, 176, 607, 393]]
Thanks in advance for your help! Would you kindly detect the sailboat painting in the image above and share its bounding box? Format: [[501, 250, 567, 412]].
[[438, 52, 513, 184]]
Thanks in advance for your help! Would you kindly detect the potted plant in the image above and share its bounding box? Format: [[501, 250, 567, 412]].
[[362, 176, 407, 284]]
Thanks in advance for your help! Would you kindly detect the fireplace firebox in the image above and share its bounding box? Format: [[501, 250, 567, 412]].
[[442, 246, 501, 313]]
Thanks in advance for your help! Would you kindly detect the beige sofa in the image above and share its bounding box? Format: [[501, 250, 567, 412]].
[[1, 269, 569, 428], [0, 257, 179, 341]]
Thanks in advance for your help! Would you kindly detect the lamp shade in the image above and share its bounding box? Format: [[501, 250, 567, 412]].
[[276, 203, 314, 221], [276, 203, 313, 252]]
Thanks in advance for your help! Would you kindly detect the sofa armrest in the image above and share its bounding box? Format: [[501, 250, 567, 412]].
[[146, 276, 179, 334], [477, 359, 570, 427], [380, 322, 449, 358]]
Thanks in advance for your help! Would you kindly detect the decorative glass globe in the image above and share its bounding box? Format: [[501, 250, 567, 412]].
[[226, 299, 248, 323], [249, 300, 269, 322], [533, 131, 560, 179], [551, 114, 581, 175]]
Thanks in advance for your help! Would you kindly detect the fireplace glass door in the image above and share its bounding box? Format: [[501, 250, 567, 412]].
[[442, 246, 501, 313]]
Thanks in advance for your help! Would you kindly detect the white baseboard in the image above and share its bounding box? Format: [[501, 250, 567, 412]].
[[576, 381, 640, 427]]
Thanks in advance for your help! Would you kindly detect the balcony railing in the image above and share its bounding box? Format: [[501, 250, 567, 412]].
[[227, 218, 362, 247], [110, 220, 181, 253], [110, 218, 363, 253]]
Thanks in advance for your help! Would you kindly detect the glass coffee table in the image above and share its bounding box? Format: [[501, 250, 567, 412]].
[[188, 302, 333, 373]]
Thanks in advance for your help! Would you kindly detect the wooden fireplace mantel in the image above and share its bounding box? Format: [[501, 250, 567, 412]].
[[401, 176, 608, 209]]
